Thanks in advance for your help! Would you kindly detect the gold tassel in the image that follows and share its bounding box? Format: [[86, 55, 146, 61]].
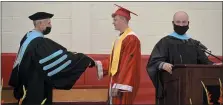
[[41, 98, 47, 105], [0, 78, 3, 93], [1, 78, 3, 87], [16, 85, 47, 105], [201, 81, 211, 105], [219, 78, 222, 97], [1, 78, 3, 104], [219, 78, 223, 105], [19, 85, 27, 105]]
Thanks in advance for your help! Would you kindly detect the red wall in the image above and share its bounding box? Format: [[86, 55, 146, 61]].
[[1, 53, 222, 104]]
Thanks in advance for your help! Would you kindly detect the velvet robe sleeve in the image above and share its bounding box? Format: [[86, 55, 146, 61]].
[[146, 37, 169, 98]]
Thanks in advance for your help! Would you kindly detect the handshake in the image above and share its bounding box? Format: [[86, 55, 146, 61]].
[[87, 57, 104, 80]]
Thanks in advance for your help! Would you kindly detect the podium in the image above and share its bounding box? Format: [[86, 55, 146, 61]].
[[159, 64, 223, 105]]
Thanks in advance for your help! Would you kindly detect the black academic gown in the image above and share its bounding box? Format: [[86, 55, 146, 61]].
[[8, 31, 95, 105], [146, 36, 213, 101]]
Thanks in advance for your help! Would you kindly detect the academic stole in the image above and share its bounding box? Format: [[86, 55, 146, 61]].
[[109, 28, 132, 76]]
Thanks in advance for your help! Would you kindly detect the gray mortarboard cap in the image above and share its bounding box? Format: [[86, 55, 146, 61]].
[[29, 12, 54, 21]]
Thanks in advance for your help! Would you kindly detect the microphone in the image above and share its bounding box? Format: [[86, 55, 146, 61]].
[[194, 40, 211, 53], [193, 39, 222, 62]]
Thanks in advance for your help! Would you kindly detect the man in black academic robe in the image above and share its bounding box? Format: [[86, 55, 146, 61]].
[[8, 12, 95, 105], [146, 11, 214, 104]]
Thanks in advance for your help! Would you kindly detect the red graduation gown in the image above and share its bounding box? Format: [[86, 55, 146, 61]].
[[96, 33, 141, 104]]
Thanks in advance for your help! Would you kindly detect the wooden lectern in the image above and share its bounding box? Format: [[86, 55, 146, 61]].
[[159, 64, 223, 105]]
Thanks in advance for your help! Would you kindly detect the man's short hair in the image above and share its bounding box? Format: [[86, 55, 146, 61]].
[[119, 15, 129, 23]]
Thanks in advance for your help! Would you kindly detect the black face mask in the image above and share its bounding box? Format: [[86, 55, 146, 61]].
[[172, 21, 189, 35], [42, 27, 51, 35]]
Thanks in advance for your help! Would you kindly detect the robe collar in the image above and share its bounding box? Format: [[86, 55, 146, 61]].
[[168, 32, 191, 40]]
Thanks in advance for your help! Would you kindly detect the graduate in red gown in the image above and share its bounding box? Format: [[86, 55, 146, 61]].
[[94, 4, 141, 105]]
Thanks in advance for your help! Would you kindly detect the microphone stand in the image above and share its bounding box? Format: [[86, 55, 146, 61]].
[[192, 39, 222, 62], [201, 49, 223, 62]]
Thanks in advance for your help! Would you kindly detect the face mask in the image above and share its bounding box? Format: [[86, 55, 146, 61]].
[[42, 27, 51, 35], [172, 21, 189, 35]]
